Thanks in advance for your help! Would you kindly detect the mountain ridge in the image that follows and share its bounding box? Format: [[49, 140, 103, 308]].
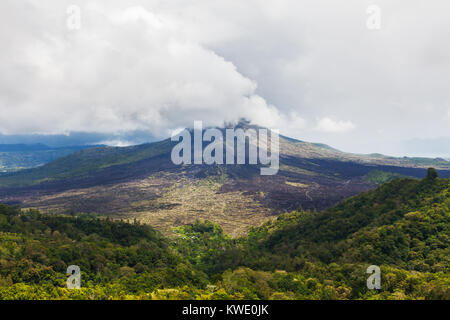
[[0, 123, 449, 235]]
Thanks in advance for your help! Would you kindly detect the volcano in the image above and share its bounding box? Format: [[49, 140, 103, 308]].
[[0, 122, 449, 235]]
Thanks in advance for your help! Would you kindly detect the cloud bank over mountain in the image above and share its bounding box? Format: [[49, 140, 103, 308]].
[[0, 0, 449, 156], [0, 1, 303, 138]]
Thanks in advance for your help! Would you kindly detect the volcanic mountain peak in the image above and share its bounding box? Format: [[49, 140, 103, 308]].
[[0, 123, 449, 235]]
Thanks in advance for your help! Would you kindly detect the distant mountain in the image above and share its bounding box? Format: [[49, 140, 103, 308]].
[[0, 124, 449, 235], [0, 131, 157, 148], [0, 144, 100, 172], [0, 143, 51, 152]]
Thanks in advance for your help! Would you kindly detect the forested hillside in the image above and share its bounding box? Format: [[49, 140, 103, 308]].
[[239, 168, 449, 271], [0, 170, 448, 299]]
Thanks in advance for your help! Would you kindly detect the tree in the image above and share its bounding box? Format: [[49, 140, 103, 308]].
[[426, 168, 438, 180]]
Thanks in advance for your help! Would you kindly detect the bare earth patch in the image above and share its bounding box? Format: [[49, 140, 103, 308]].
[[119, 177, 272, 236], [20, 172, 273, 236]]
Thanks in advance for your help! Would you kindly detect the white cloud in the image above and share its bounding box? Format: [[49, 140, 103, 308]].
[[96, 139, 134, 147], [315, 118, 355, 133], [0, 2, 300, 137], [0, 0, 449, 156]]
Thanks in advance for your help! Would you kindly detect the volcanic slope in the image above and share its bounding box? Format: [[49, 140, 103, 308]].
[[0, 124, 449, 235]]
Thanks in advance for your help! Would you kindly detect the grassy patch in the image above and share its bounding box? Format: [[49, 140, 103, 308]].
[[285, 181, 309, 188]]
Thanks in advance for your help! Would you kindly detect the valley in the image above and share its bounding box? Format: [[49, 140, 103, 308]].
[[0, 144, 97, 172]]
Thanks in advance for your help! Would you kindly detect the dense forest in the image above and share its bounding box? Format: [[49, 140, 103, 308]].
[[0, 169, 448, 299]]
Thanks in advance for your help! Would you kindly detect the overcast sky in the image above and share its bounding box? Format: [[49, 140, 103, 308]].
[[1, 0, 449, 157]]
